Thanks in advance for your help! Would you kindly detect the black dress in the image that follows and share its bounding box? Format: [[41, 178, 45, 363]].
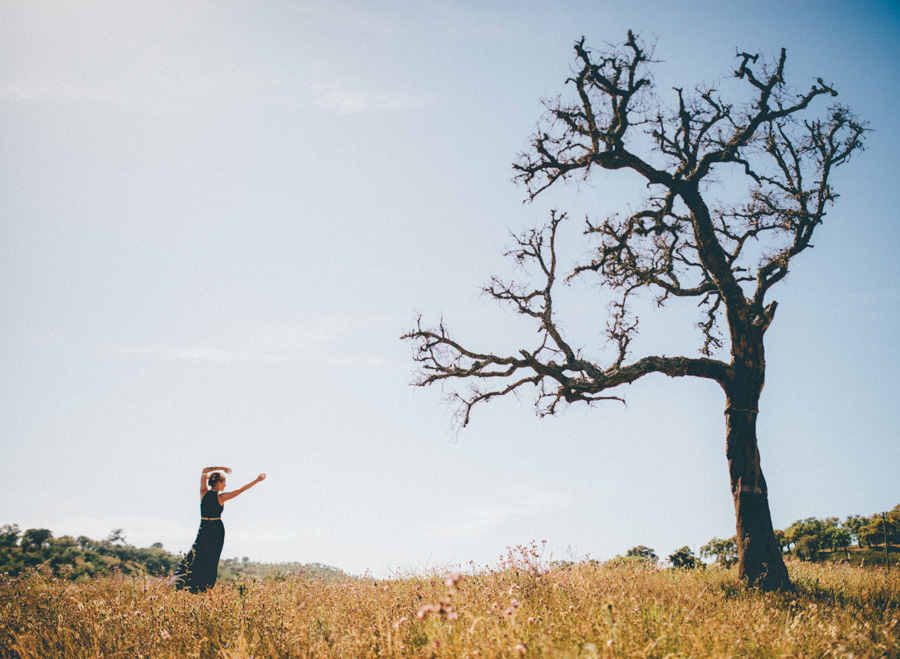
[[170, 490, 225, 592]]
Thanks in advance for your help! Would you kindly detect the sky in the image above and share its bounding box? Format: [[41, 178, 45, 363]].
[[1, 0, 898, 578]]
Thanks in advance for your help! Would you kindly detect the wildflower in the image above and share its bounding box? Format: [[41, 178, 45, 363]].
[[445, 572, 463, 588], [514, 644, 527, 656]]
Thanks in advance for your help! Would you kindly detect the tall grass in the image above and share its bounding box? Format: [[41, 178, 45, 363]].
[[2, 548, 897, 657]]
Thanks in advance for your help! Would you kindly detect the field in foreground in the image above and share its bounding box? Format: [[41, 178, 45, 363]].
[[2, 552, 898, 658]]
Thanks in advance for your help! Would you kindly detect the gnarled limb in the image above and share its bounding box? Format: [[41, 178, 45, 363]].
[[404, 216, 731, 426]]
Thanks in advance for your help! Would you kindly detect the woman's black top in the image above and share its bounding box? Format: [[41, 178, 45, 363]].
[[200, 490, 224, 518]]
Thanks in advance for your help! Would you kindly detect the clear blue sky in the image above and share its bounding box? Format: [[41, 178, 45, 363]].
[[2, 0, 898, 577]]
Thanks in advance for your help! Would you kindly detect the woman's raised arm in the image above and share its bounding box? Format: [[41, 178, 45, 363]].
[[218, 473, 266, 504]]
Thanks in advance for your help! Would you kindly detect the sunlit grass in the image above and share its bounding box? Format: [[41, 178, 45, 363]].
[[2, 547, 897, 657]]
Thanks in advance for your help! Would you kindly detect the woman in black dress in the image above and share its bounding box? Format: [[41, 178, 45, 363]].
[[169, 466, 266, 593]]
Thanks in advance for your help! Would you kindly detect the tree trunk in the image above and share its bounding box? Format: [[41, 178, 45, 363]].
[[725, 400, 791, 590]]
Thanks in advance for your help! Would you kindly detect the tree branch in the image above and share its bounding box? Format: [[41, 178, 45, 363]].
[[403, 215, 730, 426]]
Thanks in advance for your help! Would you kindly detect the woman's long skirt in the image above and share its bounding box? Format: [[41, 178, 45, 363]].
[[169, 519, 225, 593]]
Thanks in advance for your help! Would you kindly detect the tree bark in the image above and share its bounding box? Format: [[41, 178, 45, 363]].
[[725, 395, 791, 590]]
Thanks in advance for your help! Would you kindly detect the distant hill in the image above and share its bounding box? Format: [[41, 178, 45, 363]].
[[216, 556, 348, 582], [0, 524, 348, 582]]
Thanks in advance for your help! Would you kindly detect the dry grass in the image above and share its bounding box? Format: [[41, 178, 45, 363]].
[[2, 546, 897, 658]]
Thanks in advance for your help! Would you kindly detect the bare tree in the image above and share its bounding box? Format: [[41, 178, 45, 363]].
[[403, 32, 866, 590]]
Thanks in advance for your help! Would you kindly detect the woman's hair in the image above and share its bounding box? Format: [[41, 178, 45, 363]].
[[207, 472, 224, 489]]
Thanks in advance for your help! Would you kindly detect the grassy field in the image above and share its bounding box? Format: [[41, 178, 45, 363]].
[[2, 548, 898, 657]]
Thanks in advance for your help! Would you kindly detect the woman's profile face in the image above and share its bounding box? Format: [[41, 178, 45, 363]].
[[216, 477, 226, 491]]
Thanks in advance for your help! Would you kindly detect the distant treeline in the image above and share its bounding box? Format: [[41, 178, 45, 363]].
[[4, 505, 897, 581], [616, 504, 900, 569], [216, 557, 347, 582], [0, 525, 346, 582]]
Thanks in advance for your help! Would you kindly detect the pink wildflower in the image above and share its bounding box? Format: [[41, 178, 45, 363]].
[[445, 572, 464, 588]]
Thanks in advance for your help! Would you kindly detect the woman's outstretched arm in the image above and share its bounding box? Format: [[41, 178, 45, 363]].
[[200, 466, 232, 495], [218, 473, 266, 503]]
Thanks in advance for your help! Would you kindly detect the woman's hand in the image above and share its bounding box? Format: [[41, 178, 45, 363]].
[[256, 473, 267, 482]]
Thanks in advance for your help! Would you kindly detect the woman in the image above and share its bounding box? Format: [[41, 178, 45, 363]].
[[168, 466, 266, 593]]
